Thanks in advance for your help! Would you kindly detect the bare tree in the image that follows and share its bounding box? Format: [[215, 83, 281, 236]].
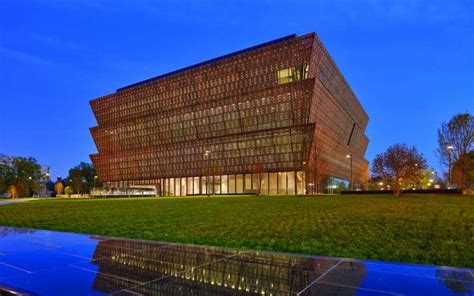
[[437, 113, 474, 191], [206, 162, 222, 196], [305, 132, 329, 194], [372, 144, 427, 196], [253, 163, 265, 195]]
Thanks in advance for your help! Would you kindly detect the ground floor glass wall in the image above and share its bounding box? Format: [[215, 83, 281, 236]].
[[100, 171, 352, 196], [159, 171, 305, 196]]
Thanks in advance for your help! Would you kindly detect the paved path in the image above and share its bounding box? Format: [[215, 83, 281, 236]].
[[0, 226, 472, 295], [0, 199, 30, 206]]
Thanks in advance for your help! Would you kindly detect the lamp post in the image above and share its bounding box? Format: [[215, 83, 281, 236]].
[[302, 161, 307, 194], [346, 154, 353, 191], [44, 172, 50, 197], [447, 145, 453, 188], [81, 177, 86, 195], [27, 176, 32, 197], [205, 150, 211, 197], [93, 176, 98, 196], [414, 163, 418, 189]]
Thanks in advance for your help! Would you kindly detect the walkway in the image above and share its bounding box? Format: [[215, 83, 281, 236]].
[[0, 199, 30, 206], [0, 226, 472, 295]]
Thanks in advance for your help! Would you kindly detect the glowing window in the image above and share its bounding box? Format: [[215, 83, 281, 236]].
[[277, 64, 309, 84]]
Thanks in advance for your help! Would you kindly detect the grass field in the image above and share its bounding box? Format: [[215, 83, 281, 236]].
[[0, 194, 472, 268]]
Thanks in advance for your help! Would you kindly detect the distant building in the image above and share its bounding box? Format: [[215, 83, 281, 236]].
[[90, 33, 369, 196]]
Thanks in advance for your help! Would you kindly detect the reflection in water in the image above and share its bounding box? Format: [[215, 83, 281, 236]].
[[436, 268, 474, 294], [0, 226, 473, 295], [0, 227, 36, 237], [89, 239, 367, 295], [0, 285, 33, 296]]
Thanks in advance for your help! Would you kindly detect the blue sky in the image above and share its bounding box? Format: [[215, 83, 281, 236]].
[[0, 0, 472, 178]]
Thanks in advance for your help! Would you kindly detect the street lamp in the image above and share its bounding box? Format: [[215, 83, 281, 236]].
[[81, 177, 86, 195], [308, 183, 314, 195], [346, 154, 353, 191], [27, 176, 32, 197], [205, 150, 211, 197], [43, 172, 50, 198], [302, 161, 308, 194], [447, 145, 454, 188], [93, 176, 98, 196]]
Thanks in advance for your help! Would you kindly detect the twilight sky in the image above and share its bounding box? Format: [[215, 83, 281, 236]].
[[0, 0, 473, 178]]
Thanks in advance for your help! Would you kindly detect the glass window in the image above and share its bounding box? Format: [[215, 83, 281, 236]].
[[260, 173, 268, 195], [221, 175, 228, 194], [245, 174, 252, 191], [269, 173, 278, 195], [296, 171, 304, 194], [252, 173, 259, 191], [287, 171, 295, 195], [193, 177, 200, 195], [169, 178, 175, 196], [175, 178, 181, 196], [277, 64, 309, 84], [277, 68, 292, 84], [201, 176, 207, 195], [229, 175, 236, 194], [236, 174, 243, 194], [164, 179, 169, 196], [214, 176, 221, 194], [187, 177, 193, 195], [278, 172, 287, 194], [181, 177, 187, 196]]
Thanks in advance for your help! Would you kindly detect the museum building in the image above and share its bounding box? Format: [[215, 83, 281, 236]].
[[89, 33, 369, 196]]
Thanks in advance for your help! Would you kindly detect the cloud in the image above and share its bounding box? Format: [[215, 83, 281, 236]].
[[0, 45, 54, 66]]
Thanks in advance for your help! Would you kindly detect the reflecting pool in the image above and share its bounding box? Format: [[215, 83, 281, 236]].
[[0, 226, 472, 295]]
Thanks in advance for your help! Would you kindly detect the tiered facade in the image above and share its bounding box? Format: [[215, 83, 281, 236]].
[[90, 33, 369, 195]]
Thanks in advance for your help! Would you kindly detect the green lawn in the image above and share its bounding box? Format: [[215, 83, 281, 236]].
[[0, 194, 472, 268]]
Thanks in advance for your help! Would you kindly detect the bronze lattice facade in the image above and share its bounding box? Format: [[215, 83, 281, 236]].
[[89, 33, 369, 195]]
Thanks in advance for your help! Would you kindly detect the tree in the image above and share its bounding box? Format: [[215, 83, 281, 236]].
[[417, 168, 438, 189], [64, 186, 73, 197], [12, 157, 41, 197], [304, 131, 329, 194], [371, 144, 427, 196], [7, 185, 18, 198], [436, 268, 474, 294], [54, 180, 64, 196], [0, 162, 13, 194], [253, 163, 265, 195], [451, 151, 474, 189], [67, 162, 99, 194], [437, 113, 474, 190], [0, 156, 41, 197]]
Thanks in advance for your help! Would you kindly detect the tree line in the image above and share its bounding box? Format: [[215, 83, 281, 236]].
[[0, 159, 101, 198], [371, 113, 473, 195], [0, 157, 43, 198]]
